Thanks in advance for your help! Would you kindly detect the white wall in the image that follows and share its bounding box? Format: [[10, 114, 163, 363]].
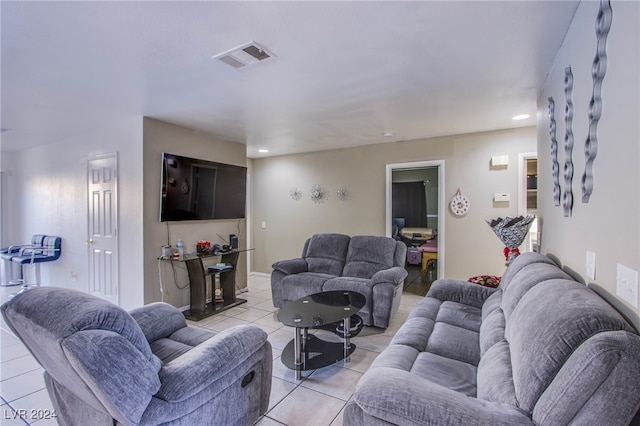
[[537, 1, 640, 326], [251, 126, 536, 280], [1, 116, 145, 309]]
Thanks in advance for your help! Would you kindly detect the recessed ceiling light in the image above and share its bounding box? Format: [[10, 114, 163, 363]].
[[258, 149, 269, 153], [512, 114, 530, 121], [383, 132, 393, 137]]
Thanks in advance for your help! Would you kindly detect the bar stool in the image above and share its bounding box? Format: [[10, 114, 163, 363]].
[[11, 236, 62, 289], [0, 234, 46, 286]]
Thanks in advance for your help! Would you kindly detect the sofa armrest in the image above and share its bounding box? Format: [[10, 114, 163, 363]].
[[272, 258, 308, 275], [156, 325, 270, 402], [371, 266, 408, 286], [351, 368, 532, 426], [427, 279, 498, 309], [129, 302, 187, 343]]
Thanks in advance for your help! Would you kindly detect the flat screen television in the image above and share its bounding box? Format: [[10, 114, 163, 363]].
[[160, 152, 247, 222]]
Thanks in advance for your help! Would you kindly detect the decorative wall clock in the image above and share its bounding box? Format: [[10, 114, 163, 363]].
[[450, 188, 470, 216]]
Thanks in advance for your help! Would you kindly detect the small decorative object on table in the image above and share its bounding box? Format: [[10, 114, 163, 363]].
[[196, 240, 211, 254], [486, 215, 535, 265]]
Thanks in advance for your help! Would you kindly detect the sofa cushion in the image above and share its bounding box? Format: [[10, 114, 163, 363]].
[[281, 273, 334, 301], [342, 235, 397, 279], [499, 251, 557, 292], [323, 276, 374, 325], [426, 322, 480, 366], [479, 308, 505, 356], [303, 233, 350, 276], [435, 301, 482, 333], [476, 340, 516, 405], [501, 261, 572, 321], [411, 352, 477, 396]]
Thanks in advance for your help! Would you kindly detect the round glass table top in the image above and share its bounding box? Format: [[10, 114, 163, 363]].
[[277, 291, 366, 328]]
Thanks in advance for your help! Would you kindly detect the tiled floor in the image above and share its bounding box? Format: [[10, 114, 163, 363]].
[[0, 275, 424, 426]]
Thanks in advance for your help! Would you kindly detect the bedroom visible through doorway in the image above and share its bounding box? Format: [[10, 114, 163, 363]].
[[386, 161, 444, 296]]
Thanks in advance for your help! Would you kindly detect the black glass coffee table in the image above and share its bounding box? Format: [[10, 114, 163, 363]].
[[278, 290, 366, 380]]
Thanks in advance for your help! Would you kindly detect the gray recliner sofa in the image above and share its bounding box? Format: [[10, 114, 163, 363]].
[[345, 252, 640, 425], [271, 233, 408, 328], [1, 287, 272, 426]]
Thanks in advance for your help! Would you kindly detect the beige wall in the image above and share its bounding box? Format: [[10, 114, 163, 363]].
[[537, 1, 640, 326], [142, 118, 248, 308], [251, 126, 536, 280]]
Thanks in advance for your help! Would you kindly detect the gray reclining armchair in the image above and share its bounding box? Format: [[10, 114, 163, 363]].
[[1, 287, 272, 425]]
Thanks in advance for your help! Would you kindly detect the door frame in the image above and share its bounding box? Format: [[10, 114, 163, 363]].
[[386, 160, 445, 279], [517, 152, 537, 215]]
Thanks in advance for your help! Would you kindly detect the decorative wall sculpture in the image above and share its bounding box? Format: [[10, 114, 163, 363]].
[[582, 0, 613, 203], [336, 186, 349, 201], [310, 185, 327, 203], [562, 67, 574, 217], [290, 187, 302, 201], [548, 97, 561, 206]]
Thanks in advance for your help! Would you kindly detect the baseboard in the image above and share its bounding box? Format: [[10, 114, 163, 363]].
[[250, 271, 271, 279]]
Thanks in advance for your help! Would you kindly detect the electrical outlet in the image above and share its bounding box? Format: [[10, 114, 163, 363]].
[[616, 264, 639, 309], [585, 251, 596, 280]]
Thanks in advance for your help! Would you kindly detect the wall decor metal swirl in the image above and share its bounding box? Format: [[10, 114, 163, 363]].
[[562, 67, 574, 217], [582, 0, 613, 203], [548, 97, 561, 206]]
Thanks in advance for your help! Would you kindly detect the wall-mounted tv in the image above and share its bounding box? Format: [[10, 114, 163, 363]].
[[160, 152, 247, 222]]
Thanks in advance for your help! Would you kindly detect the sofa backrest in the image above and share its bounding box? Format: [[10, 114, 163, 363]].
[[342, 236, 402, 279], [506, 279, 640, 424], [500, 256, 572, 321], [478, 253, 640, 424], [1, 287, 162, 424], [302, 233, 351, 276], [498, 251, 558, 292]]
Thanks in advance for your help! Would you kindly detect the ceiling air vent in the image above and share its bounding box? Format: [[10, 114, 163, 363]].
[[212, 41, 274, 69]]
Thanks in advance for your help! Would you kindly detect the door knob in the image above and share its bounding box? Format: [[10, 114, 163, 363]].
[[86, 239, 94, 245]]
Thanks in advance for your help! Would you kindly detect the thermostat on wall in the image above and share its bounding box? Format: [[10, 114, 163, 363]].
[[494, 193, 511, 202]]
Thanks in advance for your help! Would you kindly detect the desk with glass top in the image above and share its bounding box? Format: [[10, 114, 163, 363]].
[[164, 249, 253, 321]]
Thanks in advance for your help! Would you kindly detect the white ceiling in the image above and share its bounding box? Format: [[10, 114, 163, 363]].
[[0, 1, 579, 158]]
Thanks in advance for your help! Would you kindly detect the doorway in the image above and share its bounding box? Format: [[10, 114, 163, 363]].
[[386, 160, 445, 296], [518, 153, 538, 252]]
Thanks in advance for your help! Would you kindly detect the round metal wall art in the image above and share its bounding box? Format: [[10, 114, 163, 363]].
[[310, 185, 327, 203], [290, 187, 302, 201], [336, 186, 349, 201]]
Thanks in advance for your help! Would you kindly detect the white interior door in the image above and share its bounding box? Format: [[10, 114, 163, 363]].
[[87, 153, 119, 304]]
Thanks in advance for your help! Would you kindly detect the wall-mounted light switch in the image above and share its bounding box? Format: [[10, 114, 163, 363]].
[[261, 221, 267, 229], [616, 264, 638, 309]]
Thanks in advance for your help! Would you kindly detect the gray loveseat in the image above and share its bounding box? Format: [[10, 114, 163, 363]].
[[271, 233, 408, 328], [1, 287, 272, 425], [345, 252, 640, 425]]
